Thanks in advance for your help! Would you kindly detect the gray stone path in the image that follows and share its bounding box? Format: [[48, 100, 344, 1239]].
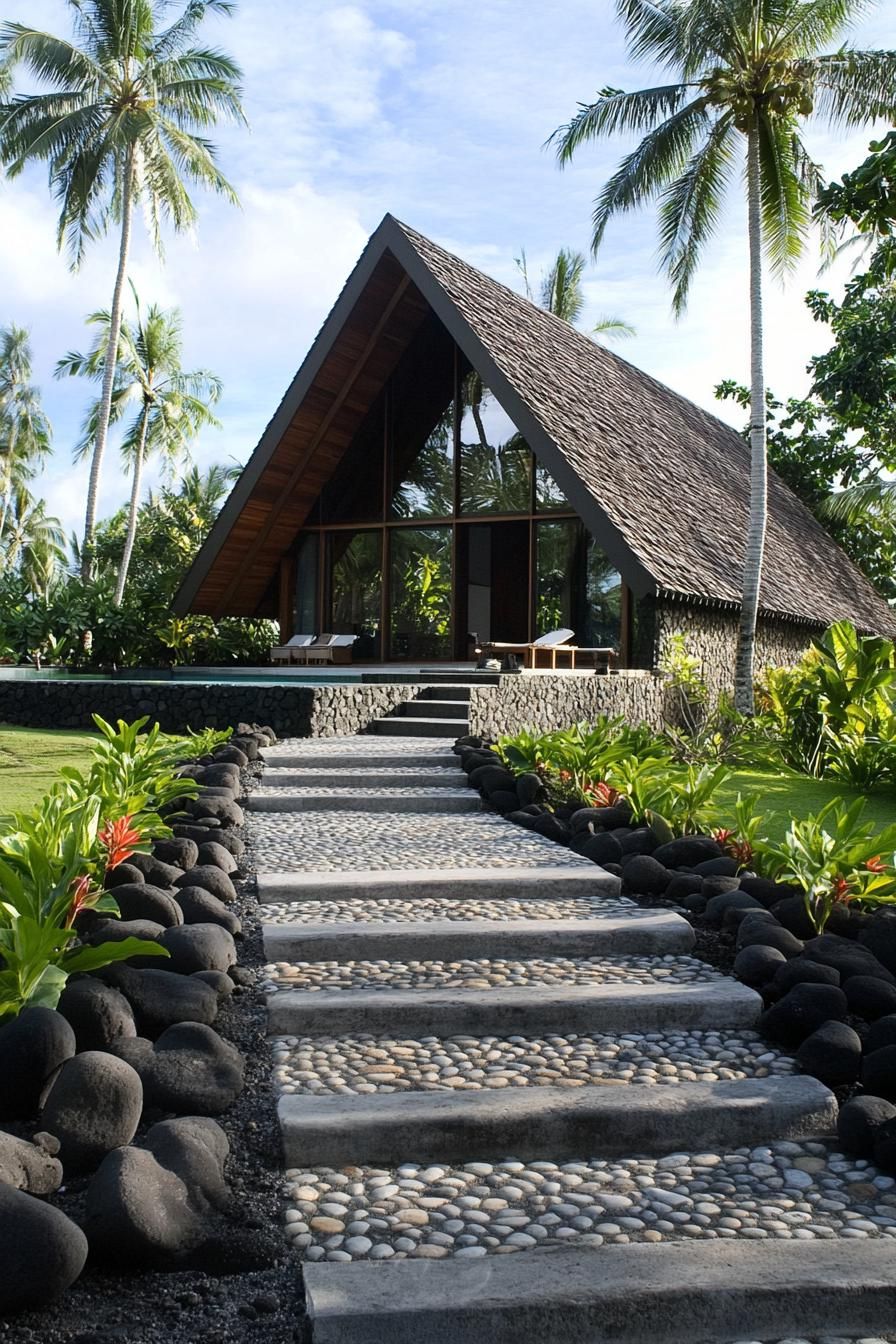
[[251, 734, 896, 1341]]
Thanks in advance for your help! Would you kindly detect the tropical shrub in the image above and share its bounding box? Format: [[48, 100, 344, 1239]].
[[0, 714, 211, 1018], [712, 794, 765, 872], [757, 796, 896, 933], [604, 759, 732, 839], [497, 717, 668, 806], [759, 620, 896, 782]]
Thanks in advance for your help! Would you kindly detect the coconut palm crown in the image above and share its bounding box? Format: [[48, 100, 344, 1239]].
[[57, 287, 222, 607], [0, 0, 244, 581], [550, 0, 896, 710]]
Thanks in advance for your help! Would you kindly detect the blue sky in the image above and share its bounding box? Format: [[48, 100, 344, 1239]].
[[2, 0, 893, 541]]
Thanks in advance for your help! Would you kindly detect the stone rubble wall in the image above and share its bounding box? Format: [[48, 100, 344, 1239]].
[[0, 680, 421, 738], [468, 673, 678, 737], [653, 600, 815, 700]]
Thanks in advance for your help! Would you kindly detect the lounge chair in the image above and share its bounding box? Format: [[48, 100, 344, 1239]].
[[481, 628, 575, 669], [270, 634, 315, 665], [305, 634, 359, 665], [293, 633, 336, 664]]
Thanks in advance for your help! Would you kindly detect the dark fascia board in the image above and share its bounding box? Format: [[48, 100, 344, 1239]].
[[172, 215, 408, 615], [382, 222, 658, 600], [174, 213, 659, 614]]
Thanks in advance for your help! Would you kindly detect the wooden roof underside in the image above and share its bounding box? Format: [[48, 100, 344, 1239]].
[[184, 252, 430, 617]]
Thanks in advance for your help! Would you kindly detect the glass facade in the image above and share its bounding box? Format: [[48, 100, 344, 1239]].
[[289, 330, 629, 663], [389, 527, 452, 659], [328, 530, 382, 660], [459, 374, 530, 515]]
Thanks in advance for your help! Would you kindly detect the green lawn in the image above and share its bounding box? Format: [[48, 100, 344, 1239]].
[[719, 770, 895, 842], [0, 724, 98, 814]]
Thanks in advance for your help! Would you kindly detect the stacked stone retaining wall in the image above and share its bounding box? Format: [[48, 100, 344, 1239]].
[[468, 672, 677, 737], [0, 680, 422, 738]]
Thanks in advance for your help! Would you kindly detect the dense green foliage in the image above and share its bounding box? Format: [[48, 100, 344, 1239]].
[[495, 620, 896, 931], [0, 466, 276, 669], [0, 714, 204, 1018], [759, 620, 896, 786]]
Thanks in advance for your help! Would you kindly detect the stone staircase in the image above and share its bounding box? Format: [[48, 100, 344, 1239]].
[[368, 684, 473, 737], [249, 734, 896, 1343]]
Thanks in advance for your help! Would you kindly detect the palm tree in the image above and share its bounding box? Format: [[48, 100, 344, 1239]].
[[1, 488, 66, 599], [57, 288, 222, 605], [0, 0, 244, 580], [550, 0, 896, 711], [0, 325, 52, 538], [515, 247, 635, 337]]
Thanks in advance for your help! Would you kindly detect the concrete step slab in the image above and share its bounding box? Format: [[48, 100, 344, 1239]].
[[303, 1240, 896, 1344], [267, 979, 762, 1037], [248, 789, 480, 813], [259, 769, 467, 788], [279, 1074, 836, 1167], [263, 911, 695, 962], [371, 717, 468, 737], [421, 687, 472, 701], [262, 750, 459, 768], [400, 700, 473, 719], [256, 865, 618, 904]]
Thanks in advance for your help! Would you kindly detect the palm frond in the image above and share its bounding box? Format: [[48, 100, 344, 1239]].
[[592, 315, 637, 341], [151, 2, 237, 64], [550, 83, 692, 162], [0, 24, 105, 88], [809, 48, 896, 125], [769, 0, 873, 59], [821, 477, 896, 523], [658, 112, 738, 313], [614, 0, 687, 68], [756, 112, 810, 275], [590, 97, 711, 251]]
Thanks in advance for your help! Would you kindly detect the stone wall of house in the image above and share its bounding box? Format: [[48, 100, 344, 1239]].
[[0, 679, 422, 738], [653, 599, 815, 698], [468, 672, 677, 737]]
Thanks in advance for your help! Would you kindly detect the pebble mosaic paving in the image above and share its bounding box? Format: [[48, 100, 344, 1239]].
[[249, 734, 896, 1331], [261, 894, 632, 926], [271, 1029, 797, 1096], [261, 952, 722, 994], [284, 1144, 896, 1262], [250, 807, 604, 873]]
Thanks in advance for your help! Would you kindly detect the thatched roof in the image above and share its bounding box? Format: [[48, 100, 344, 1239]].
[[174, 214, 894, 634]]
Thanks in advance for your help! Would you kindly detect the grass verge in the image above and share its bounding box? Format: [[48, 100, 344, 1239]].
[[719, 769, 894, 842], [0, 724, 97, 813]]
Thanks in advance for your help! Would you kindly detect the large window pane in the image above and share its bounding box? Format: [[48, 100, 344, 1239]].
[[535, 461, 572, 512], [328, 530, 382, 659], [295, 533, 318, 635], [584, 538, 622, 649], [459, 374, 530, 514], [391, 400, 454, 518], [389, 527, 452, 660], [321, 397, 385, 523], [535, 520, 576, 635]]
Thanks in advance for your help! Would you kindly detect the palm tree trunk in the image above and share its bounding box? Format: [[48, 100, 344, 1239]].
[[733, 124, 768, 715], [81, 147, 135, 583], [112, 403, 149, 607]]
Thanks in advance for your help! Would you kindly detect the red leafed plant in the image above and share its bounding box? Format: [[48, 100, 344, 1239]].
[[712, 827, 755, 870], [582, 779, 622, 807], [98, 814, 144, 873], [64, 873, 100, 929], [830, 875, 854, 905]]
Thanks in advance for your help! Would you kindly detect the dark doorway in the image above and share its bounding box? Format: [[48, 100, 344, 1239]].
[[456, 520, 530, 656]]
